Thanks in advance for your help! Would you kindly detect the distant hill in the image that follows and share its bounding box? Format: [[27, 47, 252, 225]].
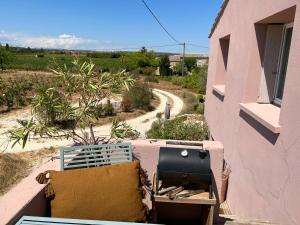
[[2, 45, 184, 57]]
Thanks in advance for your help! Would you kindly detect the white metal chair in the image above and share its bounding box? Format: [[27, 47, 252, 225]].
[[60, 143, 133, 171]]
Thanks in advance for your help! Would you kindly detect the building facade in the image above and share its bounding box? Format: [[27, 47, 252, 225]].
[[205, 1, 300, 225]]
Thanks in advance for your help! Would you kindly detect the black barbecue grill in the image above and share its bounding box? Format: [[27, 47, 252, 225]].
[[156, 146, 213, 199]]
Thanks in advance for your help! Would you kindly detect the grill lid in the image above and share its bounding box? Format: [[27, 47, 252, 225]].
[[157, 147, 212, 185]]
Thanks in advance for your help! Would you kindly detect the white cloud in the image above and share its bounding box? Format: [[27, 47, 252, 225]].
[[0, 31, 100, 49], [59, 34, 74, 39]]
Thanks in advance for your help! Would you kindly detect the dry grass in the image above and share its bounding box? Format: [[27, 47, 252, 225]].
[[149, 79, 197, 95], [0, 147, 58, 195], [0, 153, 28, 195], [0, 70, 53, 81], [94, 110, 145, 126], [148, 79, 182, 91]]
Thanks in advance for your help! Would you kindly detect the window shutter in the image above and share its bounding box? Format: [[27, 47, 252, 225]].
[[258, 25, 283, 103]]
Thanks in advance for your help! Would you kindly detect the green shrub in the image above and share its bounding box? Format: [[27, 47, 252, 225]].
[[198, 103, 205, 114], [141, 66, 156, 76], [122, 51, 157, 71], [88, 100, 115, 117], [137, 58, 150, 68], [181, 92, 204, 115], [159, 55, 171, 76], [0, 46, 14, 71], [125, 82, 153, 111], [184, 58, 197, 71], [121, 96, 133, 112], [103, 100, 115, 116], [146, 117, 209, 141], [144, 75, 159, 83], [99, 67, 109, 73], [198, 94, 205, 103], [89, 104, 104, 119], [30, 84, 69, 125], [156, 112, 163, 119], [3, 91, 14, 111], [159, 65, 208, 94], [0, 77, 48, 111], [15, 94, 25, 107], [110, 52, 121, 58], [86, 52, 119, 58], [54, 118, 76, 130]]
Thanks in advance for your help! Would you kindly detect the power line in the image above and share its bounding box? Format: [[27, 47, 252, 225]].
[[93, 42, 209, 52], [141, 0, 181, 44], [186, 43, 209, 49], [148, 44, 181, 48], [94, 43, 180, 52]]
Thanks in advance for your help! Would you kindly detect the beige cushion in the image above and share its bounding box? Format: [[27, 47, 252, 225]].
[[49, 161, 146, 222]]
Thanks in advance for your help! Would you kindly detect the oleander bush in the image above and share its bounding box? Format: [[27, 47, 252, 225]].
[[146, 117, 209, 141], [9, 59, 139, 148]]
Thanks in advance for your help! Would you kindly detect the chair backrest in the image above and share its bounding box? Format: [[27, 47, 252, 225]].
[[60, 143, 133, 171]]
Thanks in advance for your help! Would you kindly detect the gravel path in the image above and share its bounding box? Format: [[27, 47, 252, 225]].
[[0, 89, 183, 152]]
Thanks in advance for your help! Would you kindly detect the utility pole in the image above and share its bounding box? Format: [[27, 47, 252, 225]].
[[181, 42, 186, 76]]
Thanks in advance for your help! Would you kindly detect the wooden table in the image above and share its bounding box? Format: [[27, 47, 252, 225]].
[[152, 174, 216, 225]]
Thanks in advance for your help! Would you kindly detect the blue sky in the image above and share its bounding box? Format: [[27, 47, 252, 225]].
[[0, 0, 222, 53]]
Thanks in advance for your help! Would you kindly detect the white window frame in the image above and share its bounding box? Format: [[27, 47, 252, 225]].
[[273, 22, 293, 106]]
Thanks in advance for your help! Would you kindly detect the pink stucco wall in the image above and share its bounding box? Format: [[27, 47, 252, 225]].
[[205, 1, 300, 225], [0, 140, 223, 225]]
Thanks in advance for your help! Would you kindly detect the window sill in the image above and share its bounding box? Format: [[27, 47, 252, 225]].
[[240, 103, 281, 133], [213, 85, 226, 97]]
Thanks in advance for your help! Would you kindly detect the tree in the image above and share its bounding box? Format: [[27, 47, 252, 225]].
[[5, 43, 9, 50], [184, 58, 197, 71], [0, 46, 13, 71], [173, 61, 183, 76], [140, 46, 147, 53], [123, 51, 156, 69], [159, 55, 171, 76], [9, 59, 139, 148]]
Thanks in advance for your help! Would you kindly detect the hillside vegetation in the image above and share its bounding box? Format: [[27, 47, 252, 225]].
[[159, 66, 208, 94], [1, 46, 158, 72]]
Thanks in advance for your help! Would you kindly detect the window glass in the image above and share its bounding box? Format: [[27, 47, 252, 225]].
[[219, 37, 230, 70], [274, 26, 293, 102]]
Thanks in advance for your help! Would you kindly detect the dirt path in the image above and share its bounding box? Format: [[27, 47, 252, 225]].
[[0, 89, 183, 153]]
